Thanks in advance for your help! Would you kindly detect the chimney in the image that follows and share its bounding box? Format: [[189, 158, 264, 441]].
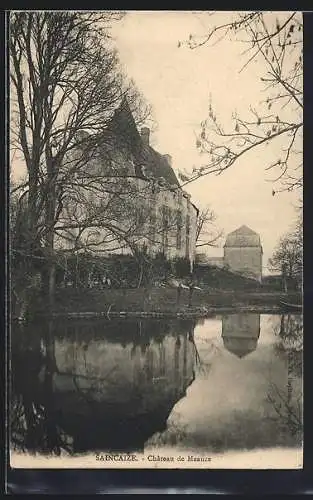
[[140, 127, 150, 146], [163, 154, 172, 166]]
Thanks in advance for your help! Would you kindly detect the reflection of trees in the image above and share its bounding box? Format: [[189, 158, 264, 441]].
[[10, 395, 27, 451], [273, 314, 303, 379], [187, 323, 221, 376], [276, 314, 303, 351], [146, 411, 189, 448], [10, 321, 74, 456], [266, 313, 303, 442], [266, 380, 302, 438], [57, 318, 193, 348]]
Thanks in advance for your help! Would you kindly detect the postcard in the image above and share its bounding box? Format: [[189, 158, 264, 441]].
[[8, 10, 303, 474]]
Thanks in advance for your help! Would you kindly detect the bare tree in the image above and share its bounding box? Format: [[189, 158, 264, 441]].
[[9, 11, 152, 317], [266, 313, 303, 438], [195, 205, 223, 248], [268, 212, 302, 292], [177, 12, 303, 194]]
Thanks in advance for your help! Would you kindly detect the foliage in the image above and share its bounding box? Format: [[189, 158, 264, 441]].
[[54, 250, 176, 289], [10, 11, 152, 314], [193, 263, 262, 291], [172, 257, 191, 278], [268, 211, 302, 287]]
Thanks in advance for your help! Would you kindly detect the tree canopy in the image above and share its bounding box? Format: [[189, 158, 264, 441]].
[[9, 11, 153, 315]]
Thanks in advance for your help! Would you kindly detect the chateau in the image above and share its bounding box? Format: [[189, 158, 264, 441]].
[[57, 98, 199, 269]]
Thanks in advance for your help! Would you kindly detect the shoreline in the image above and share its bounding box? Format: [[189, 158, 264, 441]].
[[48, 304, 301, 319], [13, 305, 302, 323], [12, 288, 302, 322]]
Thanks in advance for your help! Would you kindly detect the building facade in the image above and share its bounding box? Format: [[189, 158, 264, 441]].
[[57, 99, 198, 269], [223, 225, 263, 282], [196, 225, 263, 282]]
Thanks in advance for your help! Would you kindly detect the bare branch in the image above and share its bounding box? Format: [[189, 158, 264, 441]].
[[179, 12, 303, 193]]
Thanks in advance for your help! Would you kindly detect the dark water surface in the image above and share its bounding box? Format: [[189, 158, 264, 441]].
[[10, 313, 303, 456]]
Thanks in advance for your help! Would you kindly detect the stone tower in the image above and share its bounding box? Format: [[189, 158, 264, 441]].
[[224, 225, 263, 282]]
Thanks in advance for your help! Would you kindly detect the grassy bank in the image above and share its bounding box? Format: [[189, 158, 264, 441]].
[[30, 287, 302, 319]]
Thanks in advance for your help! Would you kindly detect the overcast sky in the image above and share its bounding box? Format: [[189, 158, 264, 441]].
[[111, 11, 301, 273]]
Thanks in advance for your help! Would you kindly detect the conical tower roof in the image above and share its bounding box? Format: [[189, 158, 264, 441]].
[[224, 225, 261, 248], [106, 97, 180, 186], [107, 97, 142, 153]]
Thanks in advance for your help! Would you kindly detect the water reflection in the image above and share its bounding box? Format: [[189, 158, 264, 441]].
[[222, 314, 260, 358], [11, 319, 196, 454], [147, 313, 303, 453], [10, 313, 303, 457]]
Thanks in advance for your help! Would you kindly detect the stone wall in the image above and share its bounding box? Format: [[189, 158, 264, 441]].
[[224, 246, 263, 282]]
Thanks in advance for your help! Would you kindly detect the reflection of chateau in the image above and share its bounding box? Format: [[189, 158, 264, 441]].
[[12, 319, 196, 453], [52, 320, 195, 408], [222, 314, 261, 358]]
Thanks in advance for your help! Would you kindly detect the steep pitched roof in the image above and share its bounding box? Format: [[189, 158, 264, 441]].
[[224, 225, 261, 248], [140, 146, 180, 186], [106, 97, 143, 177], [106, 98, 180, 186]]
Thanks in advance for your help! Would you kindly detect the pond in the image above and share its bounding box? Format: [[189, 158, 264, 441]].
[[10, 313, 303, 464]]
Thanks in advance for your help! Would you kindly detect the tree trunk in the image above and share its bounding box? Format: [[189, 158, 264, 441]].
[[137, 266, 144, 288], [23, 397, 38, 450], [280, 314, 286, 337], [136, 256, 144, 288], [281, 263, 288, 294], [14, 277, 36, 322], [48, 263, 56, 311], [282, 274, 288, 293], [188, 287, 194, 308], [45, 162, 57, 312], [143, 284, 152, 311]]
